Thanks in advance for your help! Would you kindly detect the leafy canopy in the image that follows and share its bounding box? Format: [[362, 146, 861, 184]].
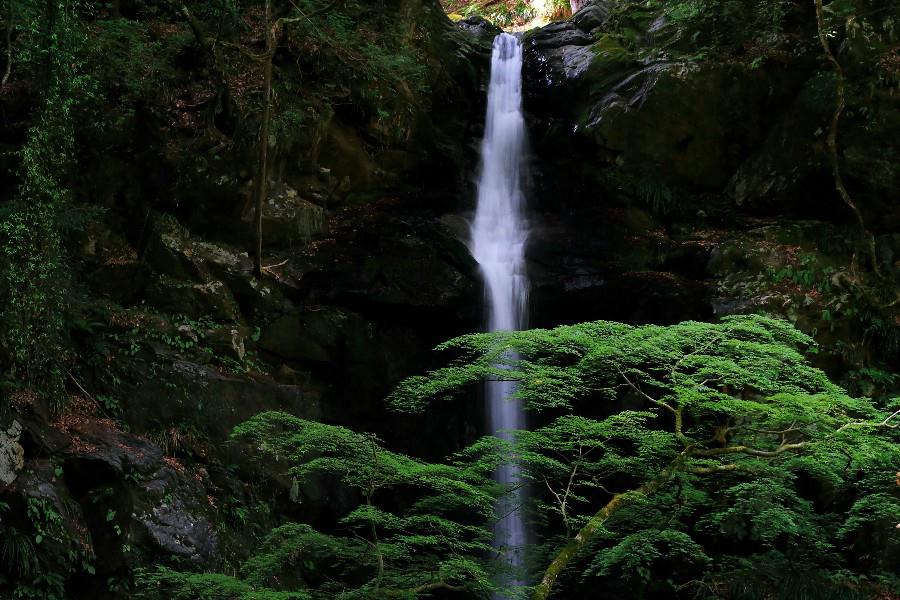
[[140, 412, 509, 599], [389, 314, 900, 598]]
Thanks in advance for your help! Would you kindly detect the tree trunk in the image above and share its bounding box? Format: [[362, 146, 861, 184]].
[[253, 0, 275, 278], [2, 0, 12, 87], [813, 0, 881, 279]]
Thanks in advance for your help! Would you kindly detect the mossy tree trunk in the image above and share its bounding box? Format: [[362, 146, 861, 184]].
[[813, 0, 882, 279], [531, 455, 686, 600]]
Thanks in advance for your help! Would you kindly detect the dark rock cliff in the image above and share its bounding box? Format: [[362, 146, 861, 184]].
[[0, 3, 499, 594], [1, 0, 899, 596], [520, 0, 900, 387]]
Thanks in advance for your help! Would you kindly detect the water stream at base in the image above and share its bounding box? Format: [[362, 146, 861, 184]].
[[470, 32, 529, 594]]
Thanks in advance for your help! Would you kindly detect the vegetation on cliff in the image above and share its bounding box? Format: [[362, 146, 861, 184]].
[[0, 0, 898, 598]]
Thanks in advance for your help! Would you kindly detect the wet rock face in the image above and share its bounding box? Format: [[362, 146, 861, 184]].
[[524, 48, 795, 194], [584, 62, 778, 188], [529, 22, 594, 50], [137, 497, 218, 563], [571, 1, 614, 32], [524, 22, 596, 91]]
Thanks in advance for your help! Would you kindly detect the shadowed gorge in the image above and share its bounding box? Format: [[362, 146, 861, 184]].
[[1, 1, 899, 599]]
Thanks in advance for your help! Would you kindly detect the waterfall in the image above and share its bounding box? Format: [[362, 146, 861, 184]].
[[470, 33, 529, 590]]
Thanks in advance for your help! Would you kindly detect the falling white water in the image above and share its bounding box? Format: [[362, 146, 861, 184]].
[[470, 33, 529, 590]]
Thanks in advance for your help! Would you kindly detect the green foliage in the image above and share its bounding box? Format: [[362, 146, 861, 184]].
[[838, 493, 900, 569], [652, 0, 791, 56], [102, 309, 268, 384], [1, 527, 39, 579], [117, 316, 900, 598], [596, 168, 678, 215], [391, 314, 828, 413], [136, 567, 309, 600], [390, 315, 900, 596], [590, 0, 803, 65], [143, 413, 507, 599], [86, 18, 189, 111], [459, 0, 536, 28], [0, 496, 96, 599], [277, 0, 429, 141], [586, 529, 709, 584], [0, 0, 95, 398], [767, 252, 836, 292]]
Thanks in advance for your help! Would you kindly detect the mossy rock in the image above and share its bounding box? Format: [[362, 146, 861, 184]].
[[145, 275, 241, 323]]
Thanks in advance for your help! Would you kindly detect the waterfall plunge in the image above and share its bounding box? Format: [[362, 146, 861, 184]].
[[470, 33, 529, 590]]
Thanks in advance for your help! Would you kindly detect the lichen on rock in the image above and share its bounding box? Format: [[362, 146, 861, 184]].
[[0, 420, 25, 485]]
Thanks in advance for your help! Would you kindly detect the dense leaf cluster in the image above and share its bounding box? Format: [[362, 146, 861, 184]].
[[140, 412, 507, 599], [392, 316, 900, 598]]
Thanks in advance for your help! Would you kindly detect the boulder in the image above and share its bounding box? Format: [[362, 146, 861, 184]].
[[145, 275, 241, 322], [125, 362, 325, 440], [527, 22, 594, 50], [202, 326, 249, 362], [136, 497, 218, 563], [61, 419, 163, 476], [457, 15, 502, 45], [144, 213, 253, 280], [258, 309, 358, 363], [143, 214, 203, 281], [571, 0, 614, 32], [246, 184, 325, 246]]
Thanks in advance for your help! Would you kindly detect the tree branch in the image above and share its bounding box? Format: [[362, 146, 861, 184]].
[[367, 434, 384, 592], [384, 580, 466, 596], [560, 453, 580, 538], [618, 369, 675, 415], [687, 463, 753, 475], [163, 0, 211, 50], [691, 441, 808, 458], [837, 408, 900, 432]]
